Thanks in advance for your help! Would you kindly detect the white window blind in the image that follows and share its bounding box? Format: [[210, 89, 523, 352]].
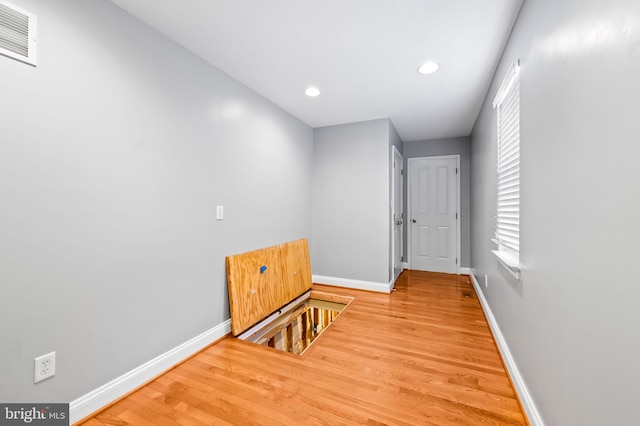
[[493, 60, 520, 265]]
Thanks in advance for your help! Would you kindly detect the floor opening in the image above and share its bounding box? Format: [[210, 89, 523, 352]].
[[238, 290, 352, 355]]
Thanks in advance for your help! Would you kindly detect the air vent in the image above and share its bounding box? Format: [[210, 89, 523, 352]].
[[0, 0, 37, 66]]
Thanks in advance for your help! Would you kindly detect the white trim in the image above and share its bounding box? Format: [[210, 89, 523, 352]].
[[390, 145, 404, 283], [391, 266, 402, 290], [492, 250, 521, 279], [69, 320, 231, 424], [312, 274, 393, 293], [402, 262, 409, 270], [407, 155, 461, 274], [470, 272, 544, 426], [391, 271, 401, 291]]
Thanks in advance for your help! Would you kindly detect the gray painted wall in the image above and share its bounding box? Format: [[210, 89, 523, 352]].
[[0, 0, 313, 403], [403, 137, 471, 267], [312, 119, 391, 284], [389, 121, 403, 156], [470, 0, 640, 424]]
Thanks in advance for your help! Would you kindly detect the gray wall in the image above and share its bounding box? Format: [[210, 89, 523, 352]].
[[312, 119, 391, 284], [389, 121, 403, 156], [403, 137, 471, 267], [0, 0, 313, 403], [470, 0, 640, 424]]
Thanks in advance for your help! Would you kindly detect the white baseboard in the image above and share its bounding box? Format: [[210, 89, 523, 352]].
[[69, 319, 232, 424], [312, 275, 393, 293], [470, 272, 544, 426], [402, 262, 409, 270]]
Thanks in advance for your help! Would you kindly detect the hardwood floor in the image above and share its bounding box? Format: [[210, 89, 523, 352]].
[[80, 271, 527, 425]]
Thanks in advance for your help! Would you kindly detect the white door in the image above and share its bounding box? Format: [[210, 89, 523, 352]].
[[391, 147, 404, 280], [409, 157, 458, 274]]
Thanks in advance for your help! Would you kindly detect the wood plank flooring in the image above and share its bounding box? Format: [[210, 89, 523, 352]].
[[80, 271, 527, 425]]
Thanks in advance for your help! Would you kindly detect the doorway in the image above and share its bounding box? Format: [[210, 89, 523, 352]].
[[391, 146, 404, 281], [407, 155, 460, 274]]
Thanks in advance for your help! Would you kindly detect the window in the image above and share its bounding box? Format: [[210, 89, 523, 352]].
[[492, 60, 520, 278]]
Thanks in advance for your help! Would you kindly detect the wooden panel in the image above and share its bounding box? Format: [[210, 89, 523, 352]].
[[309, 290, 354, 306], [281, 238, 313, 302], [82, 271, 528, 426], [226, 239, 312, 336], [226, 243, 284, 336]]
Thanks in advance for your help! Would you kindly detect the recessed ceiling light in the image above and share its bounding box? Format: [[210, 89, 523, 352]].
[[418, 61, 440, 75], [304, 86, 320, 97]]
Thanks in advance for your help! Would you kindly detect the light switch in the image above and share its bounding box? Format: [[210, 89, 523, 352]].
[[216, 205, 224, 220]]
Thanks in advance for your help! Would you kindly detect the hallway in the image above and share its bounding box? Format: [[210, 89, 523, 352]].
[[82, 271, 526, 425]]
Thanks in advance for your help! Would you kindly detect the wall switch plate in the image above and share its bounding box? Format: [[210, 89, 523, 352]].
[[484, 275, 488, 288], [216, 206, 224, 220], [34, 351, 55, 383]]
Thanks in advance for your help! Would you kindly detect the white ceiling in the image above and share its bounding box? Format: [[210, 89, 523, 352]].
[[109, 0, 523, 142]]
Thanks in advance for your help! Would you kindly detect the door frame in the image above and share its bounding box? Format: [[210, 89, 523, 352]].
[[407, 155, 461, 274], [390, 146, 404, 282]]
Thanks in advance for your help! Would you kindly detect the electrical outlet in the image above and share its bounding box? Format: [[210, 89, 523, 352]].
[[484, 274, 488, 288], [34, 352, 55, 383]]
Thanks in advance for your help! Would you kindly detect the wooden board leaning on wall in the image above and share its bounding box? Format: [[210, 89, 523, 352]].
[[225, 239, 312, 336]]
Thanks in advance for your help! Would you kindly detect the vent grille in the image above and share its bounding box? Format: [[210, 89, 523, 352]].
[[0, 0, 36, 66]]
